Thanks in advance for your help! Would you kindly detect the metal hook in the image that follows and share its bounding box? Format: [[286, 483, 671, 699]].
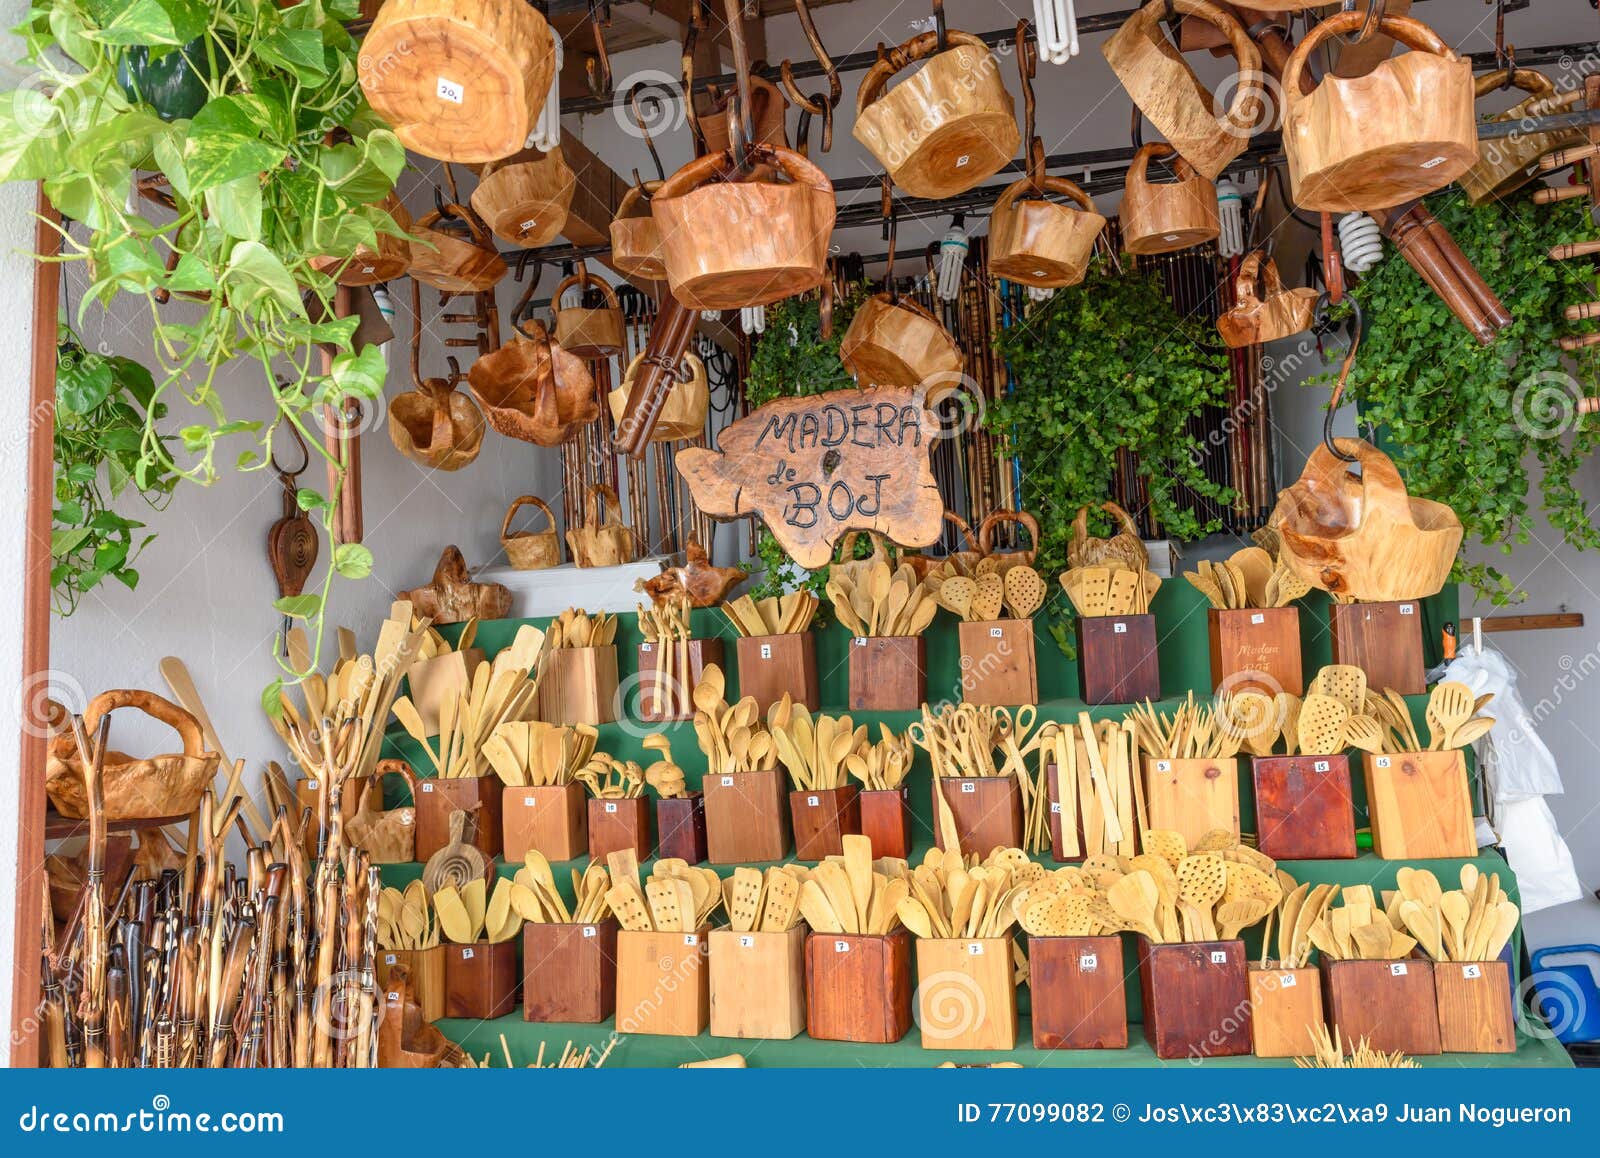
[[1313, 290, 1364, 462], [625, 81, 667, 181], [269, 419, 310, 479], [1130, 103, 1144, 151], [933, 0, 948, 52], [881, 174, 900, 303], [1335, 0, 1385, 46]]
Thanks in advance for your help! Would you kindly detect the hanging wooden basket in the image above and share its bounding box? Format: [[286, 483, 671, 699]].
[[1461, 69, 1583, 205], [566, 483, 635, 569], [608, 351, 708, 442], [551, 268, 625, 359], [466, 319, 598, 447], [651, 143, 836, 310], [610, 181, 667, 281], [1271, 438, 1463, 602], [470, 145, 575, 246], [699, 74, 790, 156], [358, 0, 556, 163], [839, 293, 964, 388], [1068, 501, 1149, 571], [1120, 143, 1220, 255], [976, 509, 1040, 575], [402, 546, 513, 624], [1282, 13, 1476, 212], [500, 495, 562, 571], [309, 193, 413, 287], [853, 31, 1019, 199], [45, 691, 220, 821], [1217, 250, 1319, 348], [408, 206, 508, 293], [1103, 0, 1264, 180], [988, 175, 1107, 288], [347, 760, 420, 865], [389, 377, 486, 471]]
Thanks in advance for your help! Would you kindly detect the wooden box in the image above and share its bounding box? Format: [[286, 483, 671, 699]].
[[657, 793, 708, 864], [1208, 607, 1303, 695], [522, 919, 618, 1024], [789, 785, 860, 861], [443, 939, 519, 1020], [859, 787, 913, 860], [1251, 755, 1356, 860], [1434, 959, 1515, 1054], [377, 945, 445, 1023], [1075, 614, 1161, 705], [805, 929, 914, 1044], [537, 645, 619, 726], [848, 635, 927, 712], [1363, 750, 1476, 859], [915, 936, 1018, 1050], [1321, 957, 1441, 1056], [407, 648, 486, 733], [502, 782, 586, 862], [708, 924, 807, 1039], [635, 638, 724, 722], [1136, 937, 1252, 1059], [703, 767, 790, 864], [1330, 600, 1425, 696], [1248, 965, 1324, 1058], [615, 926, 711, 1036], [414, 774, 503, 861], [1143, 757, 1240, 849], [735, 633, 818, 713], [959, 619, 1038, 706], [934, 775, 1023, 854], [1029, 936, 1128, 1050], [587, 796, 651, 863]]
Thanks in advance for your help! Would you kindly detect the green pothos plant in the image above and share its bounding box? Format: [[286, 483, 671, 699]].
[[0, 0, 406, 703], [1319, 192, 1600, 603]]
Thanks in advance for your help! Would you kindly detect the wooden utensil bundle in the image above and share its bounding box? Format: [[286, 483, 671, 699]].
[[893, 845, 1033, 940], [1214, 689, 1283, 758], [766, 696, 866, 791], [1387, 864, 1519, 964], [691, 665, 779, 776], [483, 721, 598, 787], [1056, 564, 1159, 617], [826, 559, 939, 636], [1295, 1025, 1418, 1070], [499, 1035, 617, 1069], [720, 592, 818, 636], [1305, 883, 1420, 962], [1352, 681, 1494, 754], [797, 840, 910, 935], [847, 723, 914, 791], [1269, 880, 1339, 968], [933, 565, 1048, 622], [434, 877, 521, 945], [1015, 866, 1125, 938], [724, 863, 812, 933], [393, 657, 544, 779], [1045, 713, 1142, 859], [603, 852, 723, 933], [638, 595, 693, 717], [509, 857, 613, 925], [1184, 546, 1309, 610], [1129, 693, 1243, 760], [642, 734, 688, 799], [546, 607, 618, 649], [574, 751, 644, 799], [378, 882, 442, 951]]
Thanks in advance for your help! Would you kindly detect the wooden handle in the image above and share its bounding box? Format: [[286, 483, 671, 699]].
[[1139, 0, 1264, 129], [856, 29, 993, 112], [1549, 239, 1600, 260], [1126, 142, 1200, 189], [993, 173, 1097, 216], [943, 510, 979, 553], [1534, 185, 1590, 204], [1541, 142, 1600, 172], [614, 293, 697, 456], [500, 495, 556, 542], [80, 689, 208, 759], [552, 265, 621, 313], [615, 180, 660, 219], [363, 759, 419, 814], [1284, 14, 1456, 109], [1475, 68, 1556, 100], [656, 142, 830, 200], [1565, 301, 1600, 321], [977, 509, 1040, 556], [1558, 331, 1600, 351]]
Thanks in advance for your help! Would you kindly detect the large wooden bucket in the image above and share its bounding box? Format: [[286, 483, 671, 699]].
[[408, 206, 507, 293], [651, 144, 836, 310], [1217, 251, 1318, 348], [1461, 69, 1583, 205], [359, 0, 555, 163], [988, 175, 1106, 288], [610, 181, 666, 281], [1119, 144, 1219, 255], [853, 32, 1018, 199], [839, 294, 964, 389], [1282, 13, 1476, 212], [470, 146, 575, 246], [1102, 0, 1265, 180]]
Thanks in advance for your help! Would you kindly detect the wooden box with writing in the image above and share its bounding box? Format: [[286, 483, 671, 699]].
[[1136, 937, 1252, 1059], [1029, 936, 1128, 1050], [1329, 600, 1425, 696], [501, 782, 586, 862], [1251, 754, 1356, 860], [1207, 607, 1303, 695], [1321, 957, 1441, 1056], [788, 784, 860, 861], [709, 925, 807, 1040], [522, 919, 618, 1024], [805, 929, 914, 1044], [735, 633, 819, 713], [958, 619, 1038, 706], [1075, 614, 1161, 705], [848, 635, 926, 712]]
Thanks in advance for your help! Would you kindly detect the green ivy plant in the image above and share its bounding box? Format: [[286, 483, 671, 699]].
[[992, 264, 1235, 575], [0, 0, 404, 693], [1324, 192, 1600, 603]]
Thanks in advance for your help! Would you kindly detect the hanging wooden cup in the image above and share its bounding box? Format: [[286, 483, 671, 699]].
[[610, 181, 667, 281], [651, 143, 836, 310], [839, 294, 964, 388], [853, 31, 1019, 198], [470, 145, 575, 246], [466, 318, 598, 447], [1217, 250, 1319, 347], [1120, 144, 1220, 255], [1281, 13, 1476, 212], [699, 74, 790, 156], [408, 206, 508, 293], [566, 483, 635, 568], [387, 377, 486, 472], [309, 194, 412, 287], [608, 351, 708, 442], [1462, 69, 1584, 205], [551, 269, 625, 359], [358, 0, 556, 164], [988, 175, 1106, 288], [499, 495, 561, 571], [1270, 438, 1463, 602]]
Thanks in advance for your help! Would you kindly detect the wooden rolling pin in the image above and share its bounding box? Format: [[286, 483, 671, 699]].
[[1377, 202, 1512, 345]]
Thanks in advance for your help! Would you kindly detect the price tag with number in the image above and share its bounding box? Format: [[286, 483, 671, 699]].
[[834, 940, 850, 953], [966, 942, 984, 955], [760, 644, 772, 660], [1210, 950, 1228, 965], [582, 926, 597, 938], [1079, 953, 1098, 972], [604, 802, 618, 814], [1462, 964, 1482, 980], [960, 782, 976, 794], [1113, 622, 1127, 634], [436, 76, 465, 103], [1279, 972, 1297, 988], [739, 935, 755, 948], [1390, 962, 1409, 977]]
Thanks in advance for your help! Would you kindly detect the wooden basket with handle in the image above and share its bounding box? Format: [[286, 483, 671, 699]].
[[309, 193, 412, 287], [466, 315, 597, 447], [566, 483, 635, 568], [1270, 438, 1463, 602], [1068, 501, 1149, 571], [610, 181, 667, 281], [408, 205, 508, 293], [402, 546, 513, 624], [470, 145, 575, 246], [389, 377, 486, 471], [853, 30, 1018, 198], [976, 509, 1040, 575], [1282, 12, 1475, 212], [699, 73, 789, 156], [1119, 143, 1220, 256], [1102, 0, 1264, 180], [45, 690, 219, 821], [552, 266, 625, 359], [608, 351, 708, 442], [500, 495, 562, 571], [1461, 69, 1583, 205], [347, 760, 421, 865], [839, 293, 963, 389], [651, 143, 836, 310], [1217, 251, 1318, 348], [903, 511, 982, 581], [358, 0, 555, 164], [989, 173, 1106, 289]]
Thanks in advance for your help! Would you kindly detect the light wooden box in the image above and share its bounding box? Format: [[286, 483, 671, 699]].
[[1435, 959, 1516, 1053], [1362, 750, 1476, 859], [914, 935, 1018, 1050], [708, 925, 807, 1039], [1248, 965, 1324, 1058], [615, 926, 711, 1036], [536, 646, 618, 726], [958, 620, 1038, 706], [1143, 757, 1240, 849], [501, 782, 586, 862]]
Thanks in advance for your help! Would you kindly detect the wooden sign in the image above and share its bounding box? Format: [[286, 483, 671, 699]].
[[675, 386, 943, 569]]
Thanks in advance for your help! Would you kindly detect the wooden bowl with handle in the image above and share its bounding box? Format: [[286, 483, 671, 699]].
[[988, 174, 1107, 288], [610, 181, 667, 281], [408, 205, 507, 293], [1217, 250, 1318, 348], [470, 145, 575, 246], [839, 293, 964, 389], [45, 690, 219, 821], [551, 267, 625, 360], [1119, 144, 1220, 255]]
